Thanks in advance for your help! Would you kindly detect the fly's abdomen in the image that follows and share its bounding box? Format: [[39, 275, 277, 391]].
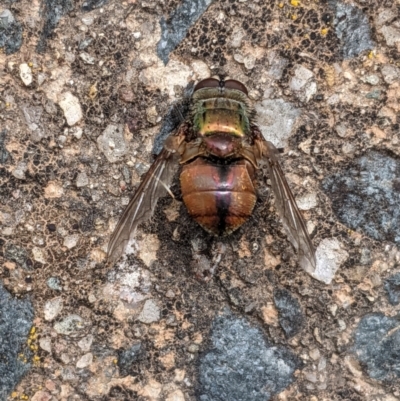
[[180, 158, 257, 236]]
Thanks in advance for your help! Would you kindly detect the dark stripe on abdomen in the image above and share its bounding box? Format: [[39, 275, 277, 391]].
[[214, 165, 232, 235]]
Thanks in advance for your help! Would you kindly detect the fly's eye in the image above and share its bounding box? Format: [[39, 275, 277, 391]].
[[193, 78, 220, 92], [224, 79, 248, 95]]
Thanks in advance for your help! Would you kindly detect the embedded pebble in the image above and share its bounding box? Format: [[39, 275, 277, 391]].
[[39, 337, 52, 353], [97, 124, 128, 163], [44, 297, 63, 321], [12, 161, 27, 180], [381, 64, 400, 84], [79, 52, 95, 64], [81, 15, 94, 25], [244, 54, 256, 70], [309, 348, 320, 361], [76, 352, 93, 368], [342, 142, 355, 155], [78, 335, 94, 352], [71, 127, 83, 139], [304, 370, 318, 383], [266, 50, 288, 80], [289, 65, 317, 102], [44, 182, 64, 199], [19, 63, 33, 86], [63, 234, 80, 249], [375, 9, 397, 27], [32, 247, 46, 263], [0, 9, 15, 27], [380, 25, 400, 47], [255, 99, 300, 148], [289, 65, 314, 92], [296, 192, 318, 211], [146, 105, 159, 124], [230, 28, 245, 48], [311, 238, 349, 284], [54, 314, 85, 335], [58, 92, 83, 126], [187, 343, 200, 353], [76, 172, 89, 188], [138, 299, 160, 324], [47, 277, 62, 291], [22, 105, 43, 132], [362, 74, 379, 85]]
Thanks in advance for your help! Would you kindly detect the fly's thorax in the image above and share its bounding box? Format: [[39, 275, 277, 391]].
[[191, 87, 253, 137]]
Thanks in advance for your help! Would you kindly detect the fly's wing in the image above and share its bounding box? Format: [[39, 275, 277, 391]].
[[107, 146, 180, 265], [259, 139, 316, 274]]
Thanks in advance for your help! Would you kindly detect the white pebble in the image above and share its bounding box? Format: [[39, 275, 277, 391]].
[[311, 238, 349, 284], [76, 352, 93, 368], [19, 63, 33, 86], [58, 92, 83, 126], [12, 161, 28, 180], [76, 172, 89, 188], [44, 297, 64, 321], [138, 299, 160, 324], [78, 335, 94, 352], [32, 247, 46, 263], [296, 192, 318, 211], [63, 234, 80, 249], [39, 337, 52, 353]]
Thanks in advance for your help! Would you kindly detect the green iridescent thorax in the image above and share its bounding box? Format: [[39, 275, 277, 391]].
[[191, 88, 253, 137]]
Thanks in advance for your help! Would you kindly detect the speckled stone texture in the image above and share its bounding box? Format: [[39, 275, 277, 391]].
[[1, 0, 400, 400]]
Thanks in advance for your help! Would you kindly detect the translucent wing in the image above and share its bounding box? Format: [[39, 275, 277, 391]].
[[260, 139, 316, 274], [107, 146, 180, 265]]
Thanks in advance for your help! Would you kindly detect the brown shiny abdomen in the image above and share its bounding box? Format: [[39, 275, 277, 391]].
[[180, 158, 257, 236]]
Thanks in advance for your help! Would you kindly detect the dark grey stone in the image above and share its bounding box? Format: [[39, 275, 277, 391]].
[[117, 343, 145, 377], [330, 1, 374, 58], [273, 288, 304, 338], [0, 10, 23, 54], [0, 129, 10, 164], [198, 311, 301, 401], [157, 0, 213, 64], [384, 273, 400, 306], [36, 0, 74, 53], [353, 313, 400, 381], [0, 283, 34, 400], [4, 244, 31, 270], [322, 151, 400, 244], [82, 0, 108, 12], [152, 82, 194, 155]]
